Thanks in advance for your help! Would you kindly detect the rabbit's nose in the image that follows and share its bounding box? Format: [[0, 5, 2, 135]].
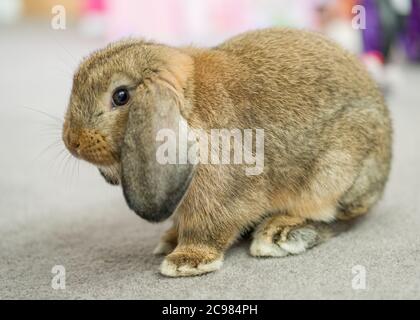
[[64, 129, 81, 156]]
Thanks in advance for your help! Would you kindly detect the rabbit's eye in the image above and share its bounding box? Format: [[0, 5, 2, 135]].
[[112, 87, 130, 107]]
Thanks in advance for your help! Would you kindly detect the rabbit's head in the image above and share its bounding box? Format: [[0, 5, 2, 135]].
[[63, 40, 195, 222]]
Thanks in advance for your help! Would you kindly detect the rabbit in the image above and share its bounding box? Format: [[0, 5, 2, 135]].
[[62, 28, 392, 277]]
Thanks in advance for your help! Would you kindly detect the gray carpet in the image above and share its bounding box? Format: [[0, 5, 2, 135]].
[[0, 23, 419, 300]]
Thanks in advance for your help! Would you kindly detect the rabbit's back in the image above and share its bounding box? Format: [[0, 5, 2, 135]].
[[216, 28, 384, 122]]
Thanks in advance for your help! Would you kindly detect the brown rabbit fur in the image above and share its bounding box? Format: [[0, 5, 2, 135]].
[[63, 28, 392, 277]]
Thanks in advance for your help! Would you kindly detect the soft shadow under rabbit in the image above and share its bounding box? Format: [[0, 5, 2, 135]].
[[63, 28, 392, 277]]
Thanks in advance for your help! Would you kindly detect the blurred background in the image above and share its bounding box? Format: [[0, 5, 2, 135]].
[[0, 0, 420, 299], [1, 0, 419, 80]]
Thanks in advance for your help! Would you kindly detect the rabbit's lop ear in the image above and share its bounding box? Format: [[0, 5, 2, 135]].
[[121, 81, 195, 222]]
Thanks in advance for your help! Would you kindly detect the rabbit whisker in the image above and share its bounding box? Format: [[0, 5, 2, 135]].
[[17, 105, 64, 124]]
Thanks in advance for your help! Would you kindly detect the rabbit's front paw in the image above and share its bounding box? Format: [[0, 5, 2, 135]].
[[160, 246, 223, 277], [153, 226, 178, 255], [153, 240, 176, 255]]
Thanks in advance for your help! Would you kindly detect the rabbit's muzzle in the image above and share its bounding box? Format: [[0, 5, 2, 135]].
[[63, 124, 117, 166]]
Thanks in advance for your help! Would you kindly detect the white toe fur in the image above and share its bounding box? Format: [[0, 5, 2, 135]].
[[278, 227, 319, 254], [250, 238, 289, 257], [251, 225, 319, 257], [160, 259, 178, 277], [160, 257, 223, 277], [278, 240, 307, 254]]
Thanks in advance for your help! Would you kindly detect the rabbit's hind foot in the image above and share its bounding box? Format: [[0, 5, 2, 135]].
[[250, 215, 330, 257]]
